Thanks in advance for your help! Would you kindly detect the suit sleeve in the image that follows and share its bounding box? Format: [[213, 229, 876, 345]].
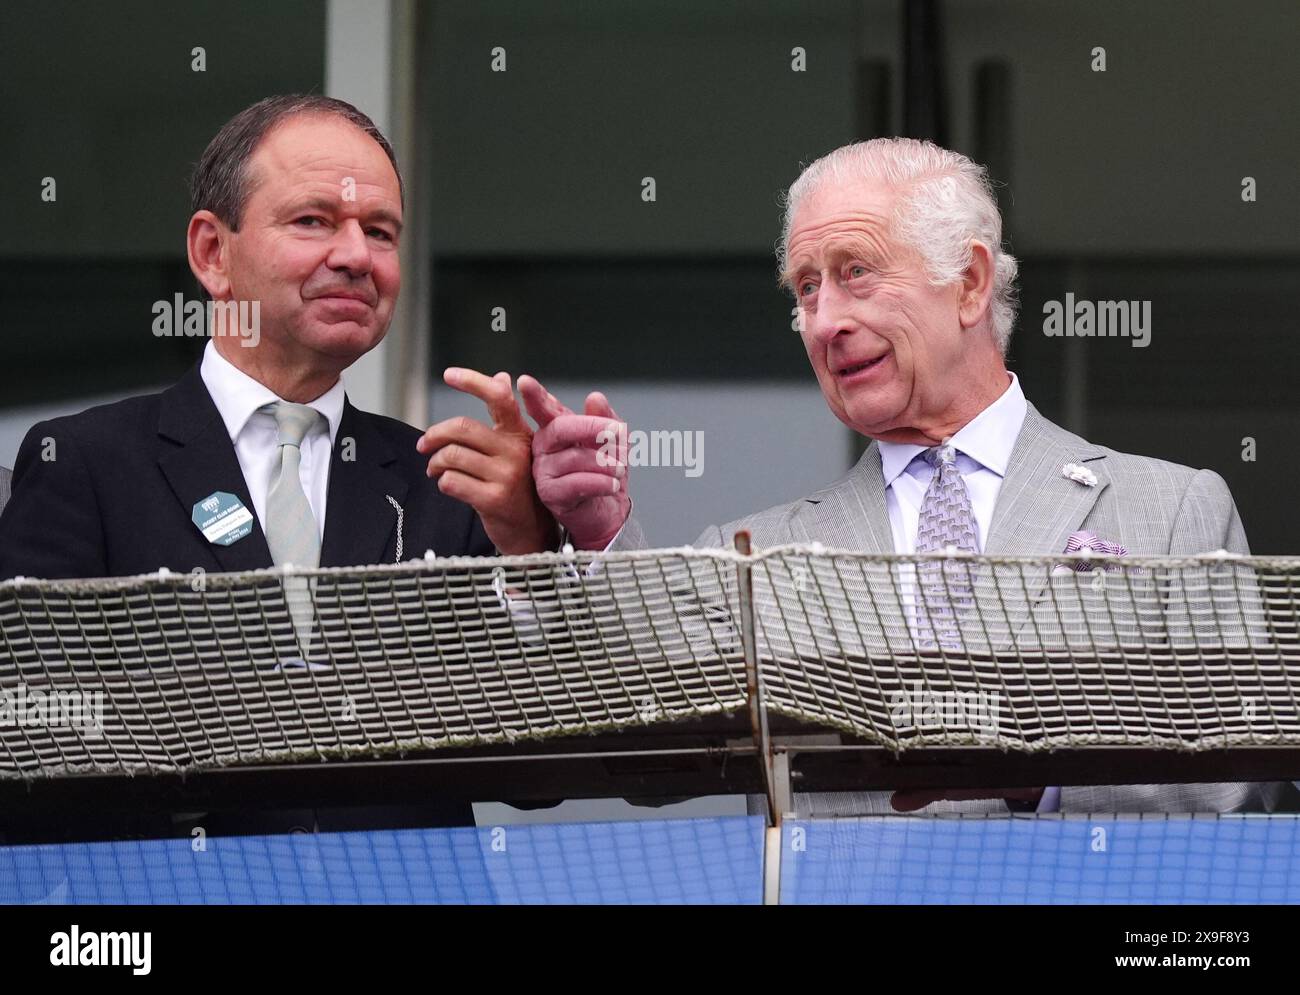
[[605, 514, 650, 552], [0, 421, 107, 579], [463, 507, 498, 557], [1159, 466, 1267, 657], [597, 515, 723, 552]]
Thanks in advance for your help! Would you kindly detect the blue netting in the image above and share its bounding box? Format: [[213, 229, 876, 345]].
[[0, 816, 764, 905], [780, 815, 1300, 904], [8, 814, 1297, 904]]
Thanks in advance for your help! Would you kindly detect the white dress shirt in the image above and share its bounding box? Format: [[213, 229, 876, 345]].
[[874, 372, 1025, 648], [199, 341, 345, 541], [877, 371, 1026, 555]]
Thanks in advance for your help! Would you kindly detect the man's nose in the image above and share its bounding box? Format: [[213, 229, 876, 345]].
[[805, 279, 854, 346], [325, 219, 374, 276]]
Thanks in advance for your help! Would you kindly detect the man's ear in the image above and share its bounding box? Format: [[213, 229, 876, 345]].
[[187, 210, 232, 299], [957, 239, 996, 330]]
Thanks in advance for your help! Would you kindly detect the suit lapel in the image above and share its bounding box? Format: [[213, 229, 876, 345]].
[[985, 402, 1108, 556], [318, 399, 407, 568], [156, 364, 274, 572], [981, 402, 1109, 644], [804, 443, 895, 552]]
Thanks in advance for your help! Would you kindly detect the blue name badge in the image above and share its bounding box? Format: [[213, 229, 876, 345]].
[[192, 490, 254, 546]]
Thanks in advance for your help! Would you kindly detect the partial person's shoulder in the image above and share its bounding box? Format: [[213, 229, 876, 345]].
[[708, 500, 807, 549], [1073, 433, 1244, 553], [22, 390, 166, 450], [706, 473, 855, 549], [1034, 409, 1211, 495], [1088, 442, 1240, 511], [1091, 444, 1203, 488]]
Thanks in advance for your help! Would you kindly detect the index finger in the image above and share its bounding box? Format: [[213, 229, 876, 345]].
[[444, 367, 525, 430], [518, 374, 573, 429]]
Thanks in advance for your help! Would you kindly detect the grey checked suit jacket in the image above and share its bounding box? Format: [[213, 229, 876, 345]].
[[613, 401, 1283, 815]]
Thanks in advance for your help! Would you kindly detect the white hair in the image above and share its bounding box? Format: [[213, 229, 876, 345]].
[[778, 138, 1020, 354]]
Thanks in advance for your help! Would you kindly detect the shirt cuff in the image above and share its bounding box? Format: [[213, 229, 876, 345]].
[[559, 502, 634, 558]]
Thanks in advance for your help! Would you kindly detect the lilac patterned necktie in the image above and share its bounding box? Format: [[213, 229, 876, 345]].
[[914, 441, 978, 650]]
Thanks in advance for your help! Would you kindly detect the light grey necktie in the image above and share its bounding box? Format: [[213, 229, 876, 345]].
[[263, 401, 324, 654], [264, 401, 324, 569], [913, 441, 979, 650]]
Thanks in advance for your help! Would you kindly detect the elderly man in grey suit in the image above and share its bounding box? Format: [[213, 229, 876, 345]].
[[515, 137, 1280, 815]]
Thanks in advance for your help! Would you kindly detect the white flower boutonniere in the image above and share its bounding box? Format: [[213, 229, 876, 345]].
[[1061, 462, 1097, 487]]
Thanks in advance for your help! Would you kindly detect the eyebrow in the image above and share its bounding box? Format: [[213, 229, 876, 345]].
[[284, 196, 404, 235], [782, 236, 886, 290]]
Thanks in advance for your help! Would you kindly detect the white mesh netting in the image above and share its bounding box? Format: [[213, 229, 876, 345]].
[[2, 547, 1298, 780]]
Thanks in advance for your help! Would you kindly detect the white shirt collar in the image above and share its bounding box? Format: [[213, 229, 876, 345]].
[[877, 371, 1027, 487], [199, 340, 345, 445]]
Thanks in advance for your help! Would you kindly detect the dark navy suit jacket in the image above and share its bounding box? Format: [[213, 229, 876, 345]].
[[0, 363, 493, 578]]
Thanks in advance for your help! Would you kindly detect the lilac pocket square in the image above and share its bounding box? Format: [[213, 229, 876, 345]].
[[1054, 530, 1129, 574]]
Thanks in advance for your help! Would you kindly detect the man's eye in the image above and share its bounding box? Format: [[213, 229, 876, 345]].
[[295, 216, 325, 228], [367, 228, 394, 241], [799, 281, 817, 297], [849, 265, 868, 278]]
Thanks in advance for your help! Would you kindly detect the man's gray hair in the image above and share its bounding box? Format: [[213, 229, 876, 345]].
[[778, 138, 1019, 354], [190, 94, 403, 232]]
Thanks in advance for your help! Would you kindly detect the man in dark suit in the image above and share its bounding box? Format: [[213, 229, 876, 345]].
[[0, 95, 552, 581], [0, 363, 531, 578], [0, 95, 556, 839]]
